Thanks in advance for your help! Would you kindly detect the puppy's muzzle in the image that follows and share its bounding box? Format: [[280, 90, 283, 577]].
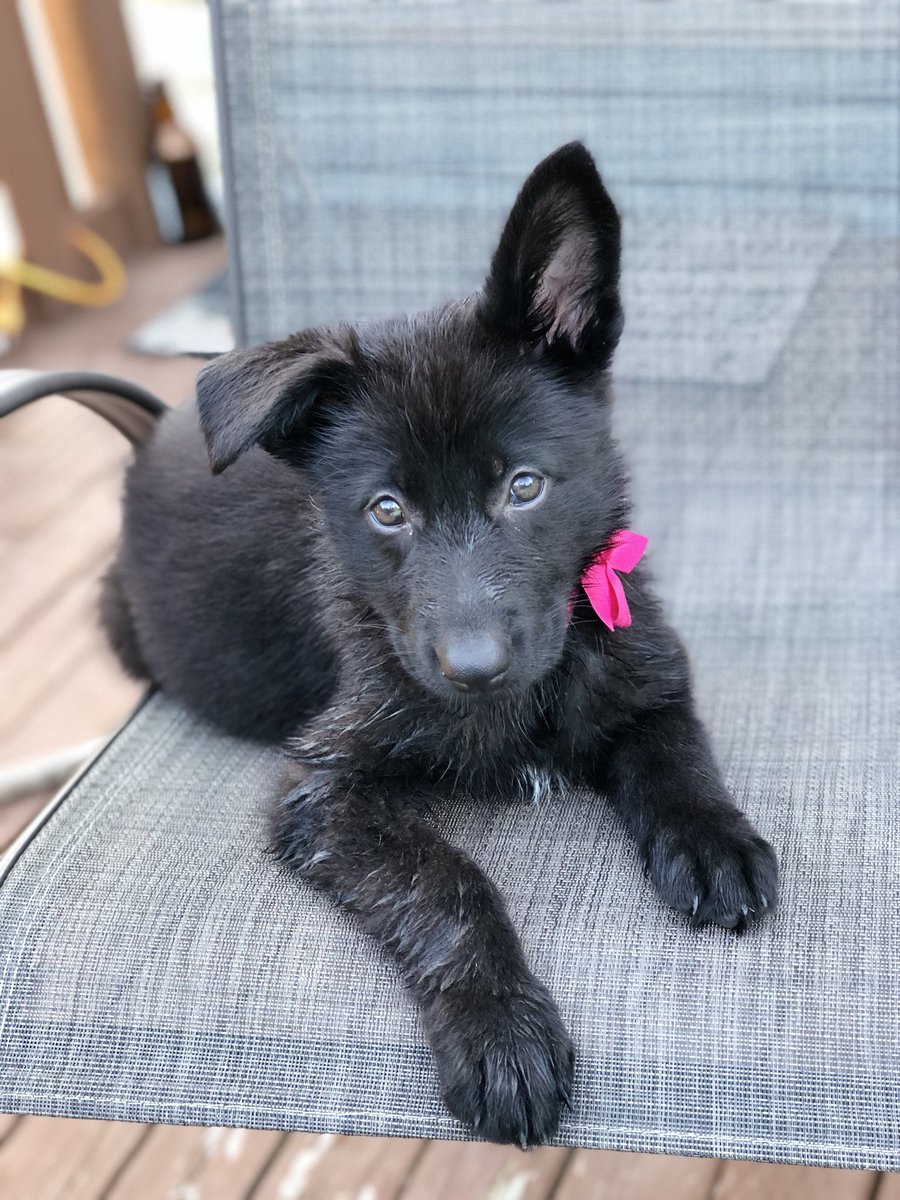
[[436, 633, 511, 693]]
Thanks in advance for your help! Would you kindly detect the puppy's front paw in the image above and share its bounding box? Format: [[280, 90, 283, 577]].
[[646, 812, 778, 931], [423, 976, 574, 1148]]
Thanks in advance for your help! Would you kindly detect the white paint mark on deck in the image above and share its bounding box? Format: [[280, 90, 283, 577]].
[[278, 1134, 336, 1200], [486, 1167, 536, 1200], [202, 1126, 226, 1157], [224, 1127, 247, 1160], [200, 1124, 245, 1163]]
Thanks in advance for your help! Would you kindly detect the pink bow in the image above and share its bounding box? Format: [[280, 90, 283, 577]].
[[580, 529, 648, 630]]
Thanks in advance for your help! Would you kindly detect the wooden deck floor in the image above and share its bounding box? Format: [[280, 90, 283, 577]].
[[0, 244, 889, 1199]]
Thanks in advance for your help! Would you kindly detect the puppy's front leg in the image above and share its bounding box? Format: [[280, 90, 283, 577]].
[[273, 773, 574, 1147], [601, 703, 779, 930]]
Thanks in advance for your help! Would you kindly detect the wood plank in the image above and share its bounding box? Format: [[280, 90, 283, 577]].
[[250, 1133, 426, 1200], [105, 1124, 284, 1200], [876, 1174, 900, 1198], [0, 466, 125, 645], [712, 1161, 877, 1200], [0, 641, 141, 772], [0, 790, 53, 853], [554, 1149, 721, 1200], [0, 567, 117, 741], [0, 397, 128, 541], [84, 1124, 198, 1199], [243, 1132, 331, 1200], [0, 1116, 148, 1200], [179, 1128, 286, 1198], [400, 1139, 569, 1200]]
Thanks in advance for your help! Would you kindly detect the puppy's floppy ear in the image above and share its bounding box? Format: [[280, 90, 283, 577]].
[[479, 142, 622, 367], [196, 330, 355, 473]]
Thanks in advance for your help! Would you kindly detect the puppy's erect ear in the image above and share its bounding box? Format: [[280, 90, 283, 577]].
[[196, 330, 355, 473], [479, 142, 622, 368]]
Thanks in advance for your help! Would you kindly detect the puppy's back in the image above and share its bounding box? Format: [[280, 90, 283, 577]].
[[109, 401, 338, 742]]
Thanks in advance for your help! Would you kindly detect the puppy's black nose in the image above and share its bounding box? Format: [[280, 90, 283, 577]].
[[436, 634, 511, 692]]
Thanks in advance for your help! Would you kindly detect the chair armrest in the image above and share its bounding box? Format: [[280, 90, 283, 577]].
[[0, 368, 168, 446]]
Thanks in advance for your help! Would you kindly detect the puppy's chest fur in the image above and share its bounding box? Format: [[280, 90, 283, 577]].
[[289, 692, 567, 806], [285, 622, 653, 805]]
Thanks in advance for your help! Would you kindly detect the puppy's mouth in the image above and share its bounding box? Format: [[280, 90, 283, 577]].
[[439, 670, 509, 695]]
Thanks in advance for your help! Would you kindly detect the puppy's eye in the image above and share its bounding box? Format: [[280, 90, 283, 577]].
[[508, 472, 545, 507], [370, 496, 406, 528]]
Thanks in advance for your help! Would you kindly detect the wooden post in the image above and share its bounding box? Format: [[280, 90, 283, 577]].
[[0, 3, 87, 322], [39, 0, 159, 251]]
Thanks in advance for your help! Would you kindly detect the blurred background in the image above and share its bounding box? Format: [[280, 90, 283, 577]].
[[0, 0, 897, 1196], [0, 0, 222, 355]]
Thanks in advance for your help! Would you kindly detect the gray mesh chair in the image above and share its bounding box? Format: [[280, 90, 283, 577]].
[[2, 0, 898, 1168]]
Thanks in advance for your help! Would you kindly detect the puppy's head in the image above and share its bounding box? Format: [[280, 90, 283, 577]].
[[198, 143, 627, 702]]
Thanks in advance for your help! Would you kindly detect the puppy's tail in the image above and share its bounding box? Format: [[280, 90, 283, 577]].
[[0, 369, 168, 448]]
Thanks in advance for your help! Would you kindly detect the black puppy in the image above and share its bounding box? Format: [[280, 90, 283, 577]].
[[103, 143, 778, 1147]]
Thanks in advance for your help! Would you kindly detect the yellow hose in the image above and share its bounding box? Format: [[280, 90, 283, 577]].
[[0, 277, 25, 337], [0, 225, 127, 336]]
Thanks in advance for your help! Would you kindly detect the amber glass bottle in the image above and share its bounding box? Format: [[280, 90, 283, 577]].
[[147, 82, 219, 243]]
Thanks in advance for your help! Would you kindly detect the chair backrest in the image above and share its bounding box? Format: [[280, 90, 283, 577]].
[[210, 0, 899, 351]]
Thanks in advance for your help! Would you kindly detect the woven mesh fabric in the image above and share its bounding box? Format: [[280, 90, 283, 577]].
[[2, 0, 898, 1167]]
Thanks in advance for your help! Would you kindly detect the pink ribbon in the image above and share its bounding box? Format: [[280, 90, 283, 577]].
[[580, 529, 648, 630]]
